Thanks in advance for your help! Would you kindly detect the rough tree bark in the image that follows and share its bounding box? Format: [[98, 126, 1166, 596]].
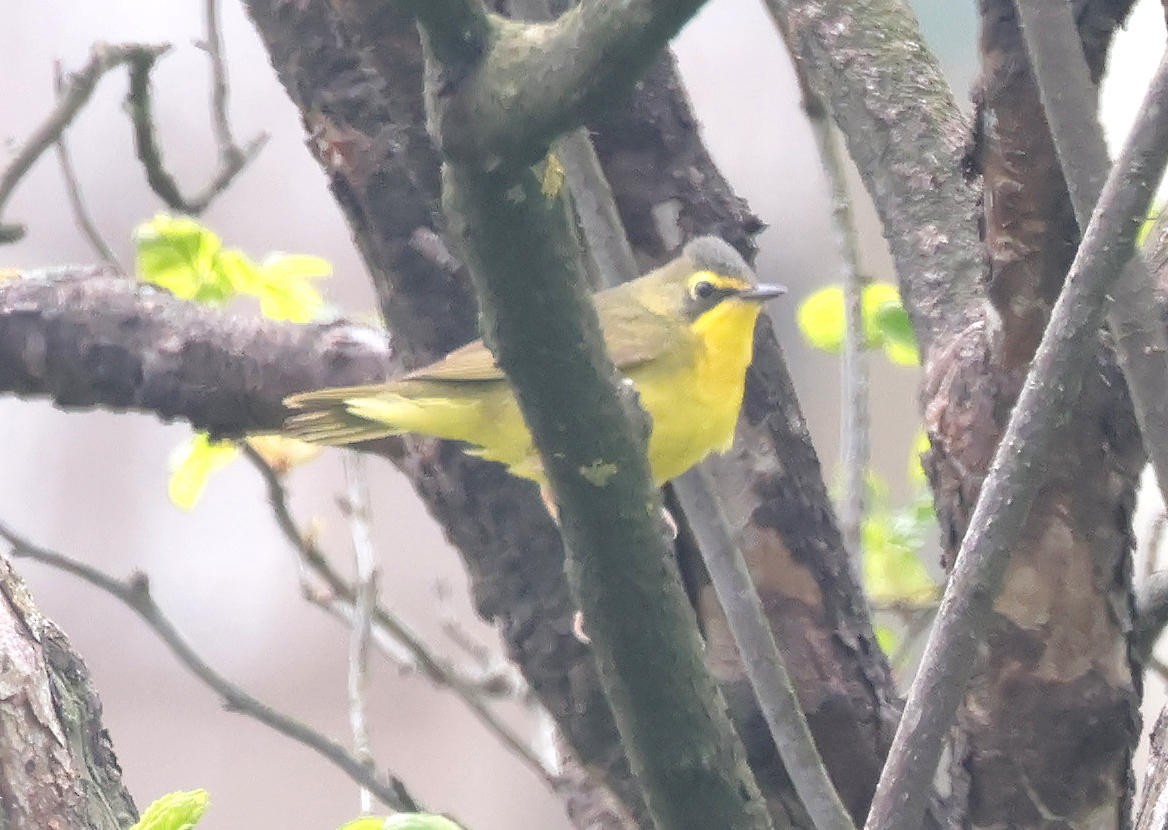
[[0, 555, 136, 830], [931, 3, 1144, 826]]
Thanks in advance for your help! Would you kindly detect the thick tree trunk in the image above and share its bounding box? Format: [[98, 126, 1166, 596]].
[[927, 1, 1144, 825], [0, 556, 136, 829]]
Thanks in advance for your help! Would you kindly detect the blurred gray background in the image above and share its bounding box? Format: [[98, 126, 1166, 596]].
[[1, 1, 1162, 827]]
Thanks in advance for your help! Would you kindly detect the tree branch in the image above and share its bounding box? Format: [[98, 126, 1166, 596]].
[[760, 0, 982, 351], [672, 469, 854, 830], [0, 42, 168, 243], [52, 63, 122, 269], [1136, 570, 1168, 659], [126, 49, 267, 215], [397, 0, 708, 169], [0, 554, 138, 829], [865, 48, 1168, 830], [1014, 0, 1168, 513], [0, 269, 392, 434], [401, 0, 778, 822], [241, 446, 560, 787], [0, 519, 420, 813]]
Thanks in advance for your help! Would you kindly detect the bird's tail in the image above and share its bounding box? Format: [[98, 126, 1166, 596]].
[[283, 385, 400, 446]]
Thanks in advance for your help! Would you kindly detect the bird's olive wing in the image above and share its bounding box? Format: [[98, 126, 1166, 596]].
[[404, 339, 505, 382], [403, 296, 681, 382], [597, 300, 684, 370]]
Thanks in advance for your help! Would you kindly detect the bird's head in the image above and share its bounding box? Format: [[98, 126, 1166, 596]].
[[631, 236, 786, 323]]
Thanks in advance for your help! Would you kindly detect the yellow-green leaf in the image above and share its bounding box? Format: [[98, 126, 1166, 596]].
[[862, 512, 937, 602], [339, 815, 463, 830], [1138, 205, 1163, 249], [252, 253, 331, 323], [909, 430, 931, 487], [868, 300, 919, 366], [874, 624, 900, 656], [796, 285, 846, 353], [797, 281, 918, 363], [135, 215, 229, 304], [214, 247, 263, 296], [168, 435, 239, 510], [130, 789, 209, 830]]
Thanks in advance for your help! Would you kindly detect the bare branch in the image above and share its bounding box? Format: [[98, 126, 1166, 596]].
[[240, 446, 560, 786], [865, 48, 1168, 830], [396, 0, 709, 168], [52, 63, 122, 269], [1015, 0, 1168, 518], [760, 0, 982, 350], [672, 469, 855, 830], [768, 12, 871, 557], [1136, 570, 1168, 659], [342, 453, 378, 813], [0, 269, 392, 434], [202, 0, 239, 156], [0, 42, 169, 243], [0, 519, 420, 813], [126, 50, 268, 215]]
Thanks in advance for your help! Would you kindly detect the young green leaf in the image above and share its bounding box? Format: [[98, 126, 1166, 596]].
[[251, 253, 331, 323], [129, 789, 209, 830], [168, 435, 239, 511], [869, 302, 919, 365], [796, 284, 847, 353], [135, 215, 231, 304]]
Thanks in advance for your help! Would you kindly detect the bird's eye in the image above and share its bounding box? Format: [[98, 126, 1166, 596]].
[[693, 280, 715, 300]]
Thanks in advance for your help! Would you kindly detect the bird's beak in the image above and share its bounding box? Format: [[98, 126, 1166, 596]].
[[738, 283, 786, 301]]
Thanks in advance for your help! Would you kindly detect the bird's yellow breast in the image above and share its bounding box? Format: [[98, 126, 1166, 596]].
[[631, 297, 762, 483]]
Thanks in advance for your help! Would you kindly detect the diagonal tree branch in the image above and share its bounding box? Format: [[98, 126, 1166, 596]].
[[760, 0, 983, 351], [0, 519, 420, 813], [1014, 0, 1168, 510], [125, 50, 268, 215], [865, 48, 1168, 830], [404, 0, 778, 825], [397, 0, 708, 168], [0, 42, 169, 243], [0, 269, 392, 434]]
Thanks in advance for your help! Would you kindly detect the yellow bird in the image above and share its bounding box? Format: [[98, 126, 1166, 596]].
[[284, 237, 784, 486]]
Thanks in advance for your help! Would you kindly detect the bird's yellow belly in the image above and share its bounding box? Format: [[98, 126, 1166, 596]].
[[633, 352, 747, 484]]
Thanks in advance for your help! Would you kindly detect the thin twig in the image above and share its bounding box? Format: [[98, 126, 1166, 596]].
[[0, 518, 419, 813], [673, 469, 855, 830], [0, 42, 169, 243], [125, 48, 267, 214], [51, 62, 122, 270], [202, 0, 239, 158], [1150, 656, 1168, 688], [342, 453, 377, 814], [241, 446, 559, 785], [1137, 570, 1168, 660], [1015, 0, 1168, 511], [864, 48, 1168, 830], [768, 0, 869, 561]]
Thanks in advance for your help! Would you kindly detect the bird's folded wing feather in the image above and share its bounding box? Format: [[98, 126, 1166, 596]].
[[404, 301, 681, 383]]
